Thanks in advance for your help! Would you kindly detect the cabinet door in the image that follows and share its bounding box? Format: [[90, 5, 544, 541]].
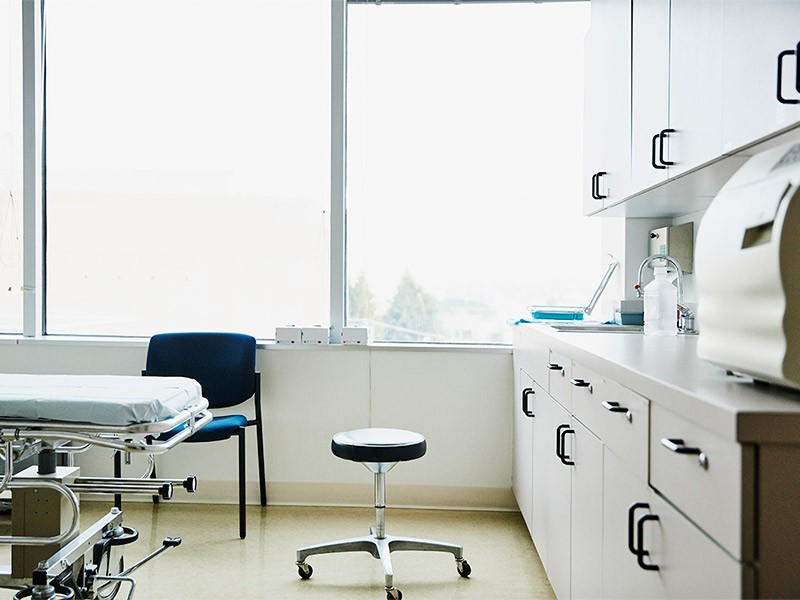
[[603, 448, 743, 599], [530, 382, 551, 570], [722, 1, 800, 152], [543, 394, 572, 599], [570, 418, 603, 600], [512, 369, 535, 535], [583, 0, 632, 214], [630, 0, 670, 192], [668, 0, 724, 175]]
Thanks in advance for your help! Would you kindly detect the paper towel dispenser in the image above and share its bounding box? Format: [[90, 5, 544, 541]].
[[696, 140, 800, 390]]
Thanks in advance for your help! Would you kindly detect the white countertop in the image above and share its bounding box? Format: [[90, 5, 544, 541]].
[[519, 323, 800, 444]]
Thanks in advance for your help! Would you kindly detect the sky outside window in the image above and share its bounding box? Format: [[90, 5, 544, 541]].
[[346, 2, 601, 344]]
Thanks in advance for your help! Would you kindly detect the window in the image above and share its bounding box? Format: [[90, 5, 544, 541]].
[[0, 0, 23, 334], [345, 2, 601, 344], [44, 0, 330, 337]]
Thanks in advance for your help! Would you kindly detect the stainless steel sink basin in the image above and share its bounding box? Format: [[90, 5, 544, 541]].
[[547, 323, 644, 333]]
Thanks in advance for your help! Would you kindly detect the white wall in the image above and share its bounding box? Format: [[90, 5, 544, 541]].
[[0, 339, 515, 510]]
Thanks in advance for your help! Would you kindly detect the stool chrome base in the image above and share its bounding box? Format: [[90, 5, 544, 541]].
[[296, 526, 469, 600]]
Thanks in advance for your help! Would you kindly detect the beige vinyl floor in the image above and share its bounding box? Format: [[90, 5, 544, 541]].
[[0, 501, 554, 600]]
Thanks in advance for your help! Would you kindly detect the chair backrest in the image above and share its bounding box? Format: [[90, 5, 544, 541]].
[[145, 332, 257, 409]]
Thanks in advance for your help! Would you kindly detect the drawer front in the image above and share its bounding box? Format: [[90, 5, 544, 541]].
[[548, 350, 572, 411], [514, 327, 551, 388], [649, 403, 744, 559], [596, 379, 649, 482], [569, 362, 603, 435]]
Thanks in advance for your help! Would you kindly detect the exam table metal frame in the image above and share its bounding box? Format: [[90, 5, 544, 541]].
[[0, 398, 212, 600]]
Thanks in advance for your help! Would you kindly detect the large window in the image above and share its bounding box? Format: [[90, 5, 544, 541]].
[[346, 2, 601, 344], [0, 0, 23, 334], [44, 0, 331, 337]]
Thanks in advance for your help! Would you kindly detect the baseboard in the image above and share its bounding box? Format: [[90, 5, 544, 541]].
[[98, 481, 517, 512]]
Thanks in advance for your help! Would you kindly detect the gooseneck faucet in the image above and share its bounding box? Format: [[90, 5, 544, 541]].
[[635, 254, 696, 333]]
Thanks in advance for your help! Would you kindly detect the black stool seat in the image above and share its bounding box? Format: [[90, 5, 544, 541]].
[[331, 428, 427, 463]]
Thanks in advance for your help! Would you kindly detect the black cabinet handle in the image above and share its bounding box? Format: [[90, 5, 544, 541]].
[[603, 400, 632, 422], [777, 48, 800, 104], [596, 171, 607, 199], [636, 514, 660, 571], [661, 437, 701, 455], [591, 173, 598, 199], [547, 363, 563, 371], [556, 424, 575, 466], [659, 129, 675, 166], [627, 502, 650, 555], [651, 133, 666, 169], [796, 40, 800, 93], [522, 387, 535, 418], [602, 400, 627, 413], [570, 378, 592, 393]]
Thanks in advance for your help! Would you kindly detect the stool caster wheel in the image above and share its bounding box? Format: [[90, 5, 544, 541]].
[[385, 586, 402, 600], [297, 562, 313, 580], [457, 558, 471, 578]]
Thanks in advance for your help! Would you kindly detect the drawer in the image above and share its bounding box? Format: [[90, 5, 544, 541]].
[[548, 350, 572, 411], [568, 362, 603, 435], [649, 403, 749, 560], [596, 379, 649, 482]]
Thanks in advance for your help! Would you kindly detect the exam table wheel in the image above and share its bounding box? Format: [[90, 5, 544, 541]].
[[457, 558, 471, 578], [14, 584, 75, 599], [297, 562, 313, 579], [386, 587, 402, 600]]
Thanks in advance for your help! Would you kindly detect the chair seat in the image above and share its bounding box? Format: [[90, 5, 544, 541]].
[[332, 428, 426, 463], [161, 414, 248, 443]]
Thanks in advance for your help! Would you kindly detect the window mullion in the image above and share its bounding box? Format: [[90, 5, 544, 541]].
[[330, 0, 347, 343]]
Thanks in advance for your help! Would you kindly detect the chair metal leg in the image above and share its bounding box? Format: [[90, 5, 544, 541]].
[[254, 373, 267, 507], [296, 468, 469, 593], [238, 427, 246, 539]]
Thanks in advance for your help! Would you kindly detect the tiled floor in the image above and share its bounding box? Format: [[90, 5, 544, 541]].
[[0, 501, 554, 599]]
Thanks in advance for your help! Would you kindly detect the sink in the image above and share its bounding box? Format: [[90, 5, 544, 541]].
[[547, 323, 643, 333]]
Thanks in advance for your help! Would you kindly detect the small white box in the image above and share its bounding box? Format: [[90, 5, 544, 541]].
[[341, 327, 371, 345], [275, 326, 302, 344], [301, 326, 330, 345]]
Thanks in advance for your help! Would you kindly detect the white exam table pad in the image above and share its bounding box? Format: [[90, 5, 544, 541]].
[[0, 374, 203, 427]]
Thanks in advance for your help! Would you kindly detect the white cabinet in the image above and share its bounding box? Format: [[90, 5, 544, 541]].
[[722, 1, 800, 152], [585, 0, 800, 217], [631, 0, 726, 191], [583, 0, 632, 214], [512, 368, 535, 534], [603, 448, 744, 599]]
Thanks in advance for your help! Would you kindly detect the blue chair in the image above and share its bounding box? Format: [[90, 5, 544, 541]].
[[141, 332, 266, 539]]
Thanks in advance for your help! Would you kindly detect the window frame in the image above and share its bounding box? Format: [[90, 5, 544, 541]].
[[16, 0, 584, 343]]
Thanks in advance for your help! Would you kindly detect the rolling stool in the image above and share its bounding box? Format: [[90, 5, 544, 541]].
[[296, 428, 471, 600]]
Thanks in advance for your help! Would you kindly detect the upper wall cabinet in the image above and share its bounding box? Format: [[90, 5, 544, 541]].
[[722, 1, 800, 152], [585, 0, 800, 217], [583, 0, 632, 215]]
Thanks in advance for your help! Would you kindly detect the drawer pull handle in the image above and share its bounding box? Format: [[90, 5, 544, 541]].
[[661, 438, 709, 468], [547, 363, 563, 371], [522, 388, 535, 418], [555, 424, 575, 466], [661, 437, 700, 454], [602, 401, 633, 422], [636, 514, 660, 571], [569, 378, 593, 393]]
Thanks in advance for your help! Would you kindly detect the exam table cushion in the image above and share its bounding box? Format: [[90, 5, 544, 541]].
[[0, 373, 203, 426]]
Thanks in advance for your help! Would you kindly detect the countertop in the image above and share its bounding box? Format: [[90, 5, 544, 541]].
[[518, 323, 800, 444]]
